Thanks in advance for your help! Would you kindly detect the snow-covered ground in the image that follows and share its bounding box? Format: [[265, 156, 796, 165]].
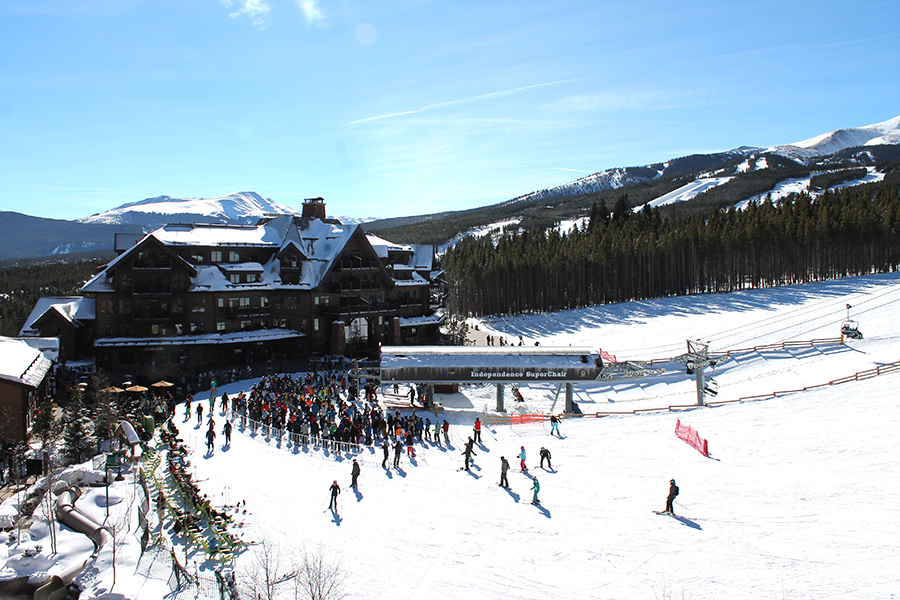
[[636, 176, 733, 211], [3, 273, 900, 599]]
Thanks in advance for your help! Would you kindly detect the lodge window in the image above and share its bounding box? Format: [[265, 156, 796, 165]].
[[230, 274, 241, 284], [217, 322, 226, 331], [314, 318, 320, 332], [229, 251, 240, 262], [191, 253, 204, 263], [284, 296, 298, 310], [118, 300, 131, 314], [191, 323, 202, 334], [211, 251, 222, 262], [99, 299, 113, 314], [240, 320, 251, 330], [192, 299, 206, 313]]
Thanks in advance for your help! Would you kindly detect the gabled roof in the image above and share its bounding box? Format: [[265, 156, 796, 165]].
[[20, 297, 95, 336], [82, 233, 198, 293], [84, 214, 428, 293], [0, 336, 52, 388]]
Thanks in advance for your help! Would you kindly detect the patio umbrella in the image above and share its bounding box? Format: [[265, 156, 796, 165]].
[[125, 385, 148, 393], [102, 386, 125, 394], [151, 380, 174, 388]]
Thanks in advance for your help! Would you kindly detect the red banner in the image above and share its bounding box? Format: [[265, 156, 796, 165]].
[[675, 419, 710, 457]]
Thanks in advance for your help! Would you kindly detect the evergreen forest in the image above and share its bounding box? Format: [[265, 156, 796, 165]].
[[442, 176, 900, 318], [0, 259, 105, 337]]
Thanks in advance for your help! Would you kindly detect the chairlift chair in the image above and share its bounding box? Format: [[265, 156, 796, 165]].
[[703, 378, 719, 397], [841, 303, 863, 339]]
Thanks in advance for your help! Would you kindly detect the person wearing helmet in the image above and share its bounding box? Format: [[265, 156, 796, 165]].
[[664, 479, 679, 515], [329, 480, 341, 510]]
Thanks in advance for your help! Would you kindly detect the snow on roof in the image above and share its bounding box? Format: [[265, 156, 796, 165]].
[[0, 337, 52, 388], [19, 338, 60, 363], [410, 244, 434, 271], [392, 272, 430, 287], [382, 345, 598, 357], [152, 222, 284, 247], [19, 297, 95, 335], [366, 234, 412, 259], [94, 329, 303, 348], [398, 315, 444, 328], [219, 262, 264, 272]]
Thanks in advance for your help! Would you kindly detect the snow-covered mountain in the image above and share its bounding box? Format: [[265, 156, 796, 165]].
[[77, 191, 301, 228], [504, 149, 754, 207], [768, 114, 900, 160]]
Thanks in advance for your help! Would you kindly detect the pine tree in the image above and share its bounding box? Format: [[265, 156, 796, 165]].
[[30, 397, 63, 455], [61, 389, 95, 466]]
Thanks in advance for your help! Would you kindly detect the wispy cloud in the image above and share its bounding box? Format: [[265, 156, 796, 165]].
[[221, 0, 270, 28], [546, 88, 709, 112], [343, 79, 580, 126], [294, 0, 323, 26]]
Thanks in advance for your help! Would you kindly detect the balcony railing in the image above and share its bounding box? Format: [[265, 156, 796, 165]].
[[336, 260, 380, 272], [132, 259, 172, 270], [132, 284, 172, 295], [329, 281, 381, 293], [226, 306, 271, 318]]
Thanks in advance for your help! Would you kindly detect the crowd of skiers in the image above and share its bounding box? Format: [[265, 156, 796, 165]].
[[187, 372, 680, 515]]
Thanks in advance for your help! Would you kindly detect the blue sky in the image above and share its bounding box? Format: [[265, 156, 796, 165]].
[[1, 0, 899, 221]]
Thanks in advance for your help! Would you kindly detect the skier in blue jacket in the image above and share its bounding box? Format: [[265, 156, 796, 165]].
[[531, 476, 540, 504]]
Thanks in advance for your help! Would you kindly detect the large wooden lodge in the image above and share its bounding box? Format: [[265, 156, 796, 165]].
[[22, 198, 442, 379]]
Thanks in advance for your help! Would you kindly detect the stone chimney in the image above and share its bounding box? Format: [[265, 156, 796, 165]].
[[302, 197, 327, 219]]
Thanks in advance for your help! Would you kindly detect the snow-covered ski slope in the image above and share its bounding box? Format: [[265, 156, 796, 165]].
[[169, 273, 900, 600]]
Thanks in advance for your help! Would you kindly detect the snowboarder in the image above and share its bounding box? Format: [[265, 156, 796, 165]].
[[351, 459, 361, 488], [539, 446, 552, 469], [531, 476, 540, 504], [223, 420, 232, 445], [382, 440, 390, 469], [550, 414, 561, 437], [196, 402, 203, 424], [518, 446, 527, 471], [329, 480, 340, 510], [664, 479, 679, 515], [462, 439, 477, 470], [499, 456, 510, 488], [205, 427, 216, 452], [473, 417, 482, 443]]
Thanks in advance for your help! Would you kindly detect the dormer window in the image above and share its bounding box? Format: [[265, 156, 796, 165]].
[[229, 251, 240, 262], [211, 250, 222, 262]]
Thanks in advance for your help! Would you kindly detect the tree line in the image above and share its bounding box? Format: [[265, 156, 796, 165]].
[[0, 259, 104, 337], [443, 178, 900, 318]]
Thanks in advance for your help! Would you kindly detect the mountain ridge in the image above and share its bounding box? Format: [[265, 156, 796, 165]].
[[2, 113, 899, 261]]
